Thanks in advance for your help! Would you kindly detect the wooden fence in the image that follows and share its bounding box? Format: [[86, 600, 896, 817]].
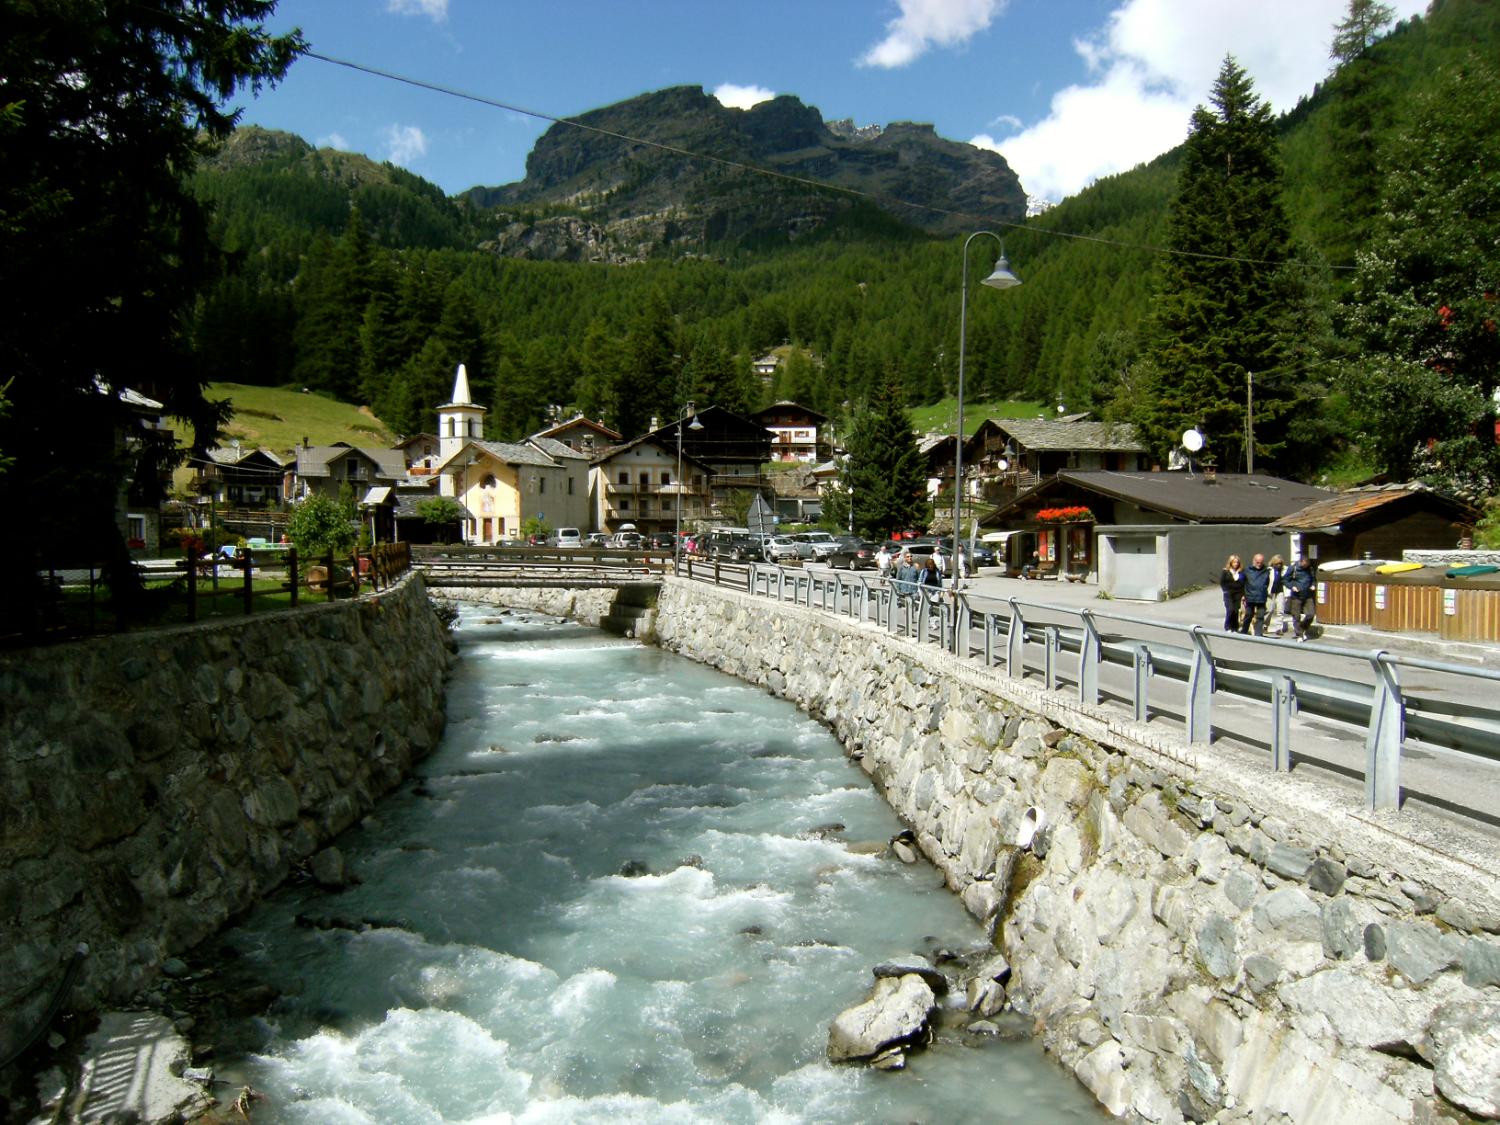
[[18, 543, 413, 645]]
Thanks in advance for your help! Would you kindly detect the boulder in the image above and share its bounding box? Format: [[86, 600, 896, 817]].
[[1427, 1001, 1500, 1119], [828, 974, 937, 1063], [872, 954, 949, 996]]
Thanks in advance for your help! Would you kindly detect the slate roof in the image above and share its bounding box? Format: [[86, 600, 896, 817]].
[[1269, 484, 1476, 531], [207, 446, 291, 467], [531, 415, 622, 443], [529, 436, 591, 462], [992, 418, 1146, 453], [297, 444, 406, 480], [984, 470, 1332, 526]]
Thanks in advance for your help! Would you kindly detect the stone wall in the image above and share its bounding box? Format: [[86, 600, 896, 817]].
[[434, 584, 658, 637], [0, 576, 452, 1062], [654, 579, 1500, 1123]]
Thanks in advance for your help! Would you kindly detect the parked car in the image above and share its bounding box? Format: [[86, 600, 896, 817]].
[[647, 531, 678, 550], [825, 537, 880, 570], [585, 532, 609, 547], [791, 530, 839, 561], [545, 527, 582, 548], [608, 531, 644, 549], [705, 529, 765, 561], [763, 536, 803, 563]]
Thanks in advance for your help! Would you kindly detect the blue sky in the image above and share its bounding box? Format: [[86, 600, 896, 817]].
[[238, 0, 1427, 204]]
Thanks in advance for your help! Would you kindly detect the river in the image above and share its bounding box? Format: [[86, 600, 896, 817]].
[[204, 604, 1103, 1122]]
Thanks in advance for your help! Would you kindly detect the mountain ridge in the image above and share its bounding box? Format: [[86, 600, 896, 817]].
[[459, 85, 1026, 260]]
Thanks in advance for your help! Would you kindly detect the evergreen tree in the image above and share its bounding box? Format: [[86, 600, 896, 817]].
[[844, 368, 927, 537], [1128, 57, 1306, 471], [1331, 0, 1398, 64], [0, 0, 300, 626], [292, 209, 374, 399], [1336, 60, 1500, 497]]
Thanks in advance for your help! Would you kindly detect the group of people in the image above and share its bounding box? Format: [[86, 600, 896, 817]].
[[1220, 553, 1318, 641], [875, 543, 968, 596]]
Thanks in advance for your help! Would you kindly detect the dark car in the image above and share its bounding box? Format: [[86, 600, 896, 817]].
[[709, 533, 765, 562], [648, 532, 677, 550], [826, 537, 880, 570]]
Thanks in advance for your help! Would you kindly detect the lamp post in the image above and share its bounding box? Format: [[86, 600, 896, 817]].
[[675, 400, 703, 572], [954, 232, 1021, 598]]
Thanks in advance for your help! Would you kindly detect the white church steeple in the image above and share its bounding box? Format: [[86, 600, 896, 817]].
[[437, 362, 486, 467]]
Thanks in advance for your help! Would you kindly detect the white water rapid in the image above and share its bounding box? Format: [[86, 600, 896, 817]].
[[207, 605, 1104, 1123]]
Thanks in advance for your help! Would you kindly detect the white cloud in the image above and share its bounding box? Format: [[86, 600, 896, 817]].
[[859, 0, 1005, 69], [387, 0, 447, 20], [382, 123, 428, 167], [982, 0, 1428, 203], [316, 132, 350, 151], [713, 83, 776, 110]]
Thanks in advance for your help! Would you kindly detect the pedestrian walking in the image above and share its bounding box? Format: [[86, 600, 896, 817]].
[[893, 548, 918, 598], [1220, 555, 1245, 632], [876, 543, 892, 582], [1240, 553, 1272, 636], [1266, 554, 1289, 635], [1284, 557, 1317, 642]]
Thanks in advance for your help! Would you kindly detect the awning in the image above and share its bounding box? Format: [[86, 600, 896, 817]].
[[981, 531, 1021, 544], [361, 486, 393, 506]]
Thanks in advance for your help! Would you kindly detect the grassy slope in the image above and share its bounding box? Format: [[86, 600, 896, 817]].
[[908, 398, 1047, 436], [207, 383, 395, 454]]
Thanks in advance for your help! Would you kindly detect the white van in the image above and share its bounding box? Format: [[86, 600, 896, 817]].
[[546, 527, 582, 548]]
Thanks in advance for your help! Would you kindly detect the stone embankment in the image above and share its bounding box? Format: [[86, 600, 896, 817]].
[[0, 576, 452, 1067], [654, 579, 1500, 1123], [433, 583, 659, 637]]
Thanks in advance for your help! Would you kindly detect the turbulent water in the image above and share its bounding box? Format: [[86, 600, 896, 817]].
[[209, 605, 1103, 1123]]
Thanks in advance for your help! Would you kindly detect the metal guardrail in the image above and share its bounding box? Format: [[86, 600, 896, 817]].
[[668, 559, 1500, 814]]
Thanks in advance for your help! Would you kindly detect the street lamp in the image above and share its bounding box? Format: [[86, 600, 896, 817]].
[[954, 232, 1021, 595], [675, 400, 703, 572]]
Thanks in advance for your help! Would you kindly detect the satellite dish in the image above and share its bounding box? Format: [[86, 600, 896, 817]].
[[1182, 428, 1205, 453]]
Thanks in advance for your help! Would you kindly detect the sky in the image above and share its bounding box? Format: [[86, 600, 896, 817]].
[[237, 0, 1429, 206]]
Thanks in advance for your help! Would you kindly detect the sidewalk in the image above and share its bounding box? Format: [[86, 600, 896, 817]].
[[952, 571, 1500, 669]]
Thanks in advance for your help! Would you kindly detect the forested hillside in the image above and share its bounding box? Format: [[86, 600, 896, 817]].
[[185, 0, 1500, 490]]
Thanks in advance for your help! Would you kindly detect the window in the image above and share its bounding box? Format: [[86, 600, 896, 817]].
[[539, 477, 546, 495], [639, 472, 649, 486], [620, 499, 631, 510], [661, 471, 672, 485], [618, 471, 629, 485], [481, 473, 497, 489], [447, 419, 456, 437], [567, 477, 574, 495]]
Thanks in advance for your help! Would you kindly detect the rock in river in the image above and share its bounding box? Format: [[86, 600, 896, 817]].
[[827, 973, 937, 1065]]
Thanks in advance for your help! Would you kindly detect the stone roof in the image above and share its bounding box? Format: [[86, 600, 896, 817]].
[[991, 418, 1146, 453], [296, 444, 406, 480], [529, 436, 590, 461], [469, 440, 560, 469], [1269, 484, 1476, 531], [983, 470, 1332, 526]]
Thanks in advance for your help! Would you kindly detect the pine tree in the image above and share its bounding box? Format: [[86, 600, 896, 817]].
[[1337, 61, 1500, 497], [844, 367, 927, 537], [1129, 57, 1306, 471]]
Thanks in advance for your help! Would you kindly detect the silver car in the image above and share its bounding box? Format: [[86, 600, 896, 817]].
[[763, 536, 803, 563]]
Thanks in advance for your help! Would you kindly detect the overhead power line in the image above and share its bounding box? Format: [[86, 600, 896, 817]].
[[304, 50, 1350, 272]]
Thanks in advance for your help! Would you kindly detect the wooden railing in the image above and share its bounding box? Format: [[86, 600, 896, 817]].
[[16, 543, 414, 644]]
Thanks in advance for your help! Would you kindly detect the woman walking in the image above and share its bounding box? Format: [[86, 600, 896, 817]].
[[1220, 555, 1245, 632]]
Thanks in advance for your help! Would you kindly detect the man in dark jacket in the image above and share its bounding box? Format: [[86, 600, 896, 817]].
[[1240, 553, 1272, 636], [1284, 557, 1317, 642]]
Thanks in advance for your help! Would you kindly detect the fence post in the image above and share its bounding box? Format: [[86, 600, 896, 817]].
[[185, 547, 198, 624], [1044, 624, 1060, 691], [1271, 672, 1296, 772], [1132, 645, 1152, 723], [242, 551, 254, 615], [1366, 655, 1404, 810], [1079, 610, 1100, 705], [1006, 600, 1025, 677], [1186, 627, 1214, 745], [288, 548, 299, 608]]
